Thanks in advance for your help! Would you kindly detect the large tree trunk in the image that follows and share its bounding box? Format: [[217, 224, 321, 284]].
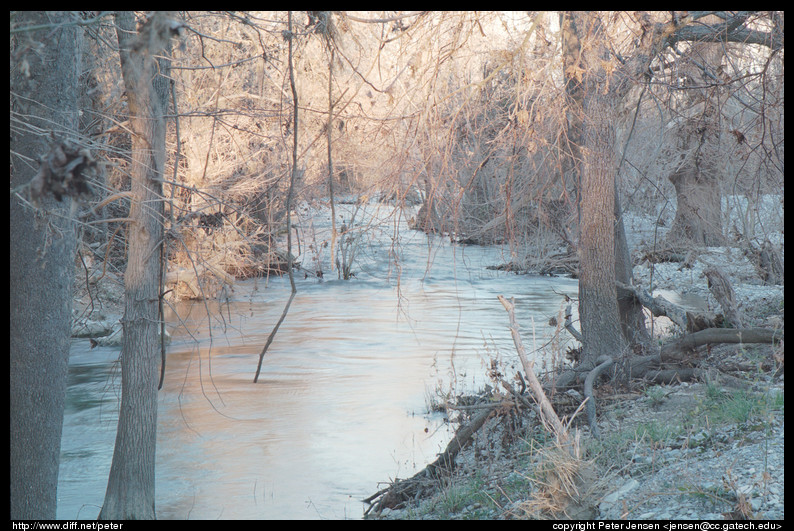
[[665, 16, 726, 248], [99, 12, 173, 520], [574, 13, 626, 368], [667, 162, 724, 247], [10, 11, 81, 519], [561, 13, 646, 354]]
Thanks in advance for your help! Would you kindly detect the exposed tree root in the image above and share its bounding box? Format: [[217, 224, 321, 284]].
[[560, 278, 785, 437], [583, 356, 614, 439], [563, 326, 783, 436]]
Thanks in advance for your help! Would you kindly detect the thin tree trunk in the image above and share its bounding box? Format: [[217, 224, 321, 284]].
[[327, 46, 339, 274], [100, 11, 172, 519], [560, 12, 585, 225], [10, 11, 81, 519], [253, 11, 299, 383]]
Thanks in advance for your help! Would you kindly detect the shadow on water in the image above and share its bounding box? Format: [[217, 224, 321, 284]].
[[58, 201, 579, 519]]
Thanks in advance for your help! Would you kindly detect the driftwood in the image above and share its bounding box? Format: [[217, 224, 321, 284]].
[[498, 295, 571, 448], [703, 266, 743, 327], [744, 239, 784, 286], [616, 281, 720, 332], [485, 252, 578, 276]]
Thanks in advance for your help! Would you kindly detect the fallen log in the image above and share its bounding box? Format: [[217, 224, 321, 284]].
[[616, 281, 719, 332], [639, 248, 689, 264], [660, 327, 783, 360], [426, 407, 494, 473], [557, 325, 783, 436], [555, 276, 783, 437], [618, 327, 783, 379]]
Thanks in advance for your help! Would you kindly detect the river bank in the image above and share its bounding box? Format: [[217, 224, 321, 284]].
[[367, 196, 784, 521], [368, 345, 783, 520]]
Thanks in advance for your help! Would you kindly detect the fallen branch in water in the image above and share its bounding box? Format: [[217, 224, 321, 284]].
[[365, 295, 590, 516], [446, 400, 517, 411], [363, 405, 495, 516]]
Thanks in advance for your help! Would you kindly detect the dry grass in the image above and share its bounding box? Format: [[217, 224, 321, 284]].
[[509, 431, 599, 519]]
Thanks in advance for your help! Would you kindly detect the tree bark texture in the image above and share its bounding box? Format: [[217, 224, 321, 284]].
[[561, 13, 645, 353], [10, 11, 81, 519], [574, 13, 626, 366], [100, 11, 172, 520], [559, 12, 584, 215]]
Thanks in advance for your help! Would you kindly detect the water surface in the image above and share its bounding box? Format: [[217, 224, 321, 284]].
[[58, 201, 578, 519]]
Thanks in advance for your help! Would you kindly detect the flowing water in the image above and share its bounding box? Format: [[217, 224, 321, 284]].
[[58, 200, 579, 519]]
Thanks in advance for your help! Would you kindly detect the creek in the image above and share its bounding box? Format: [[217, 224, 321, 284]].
[[57, 200, 578, 519]]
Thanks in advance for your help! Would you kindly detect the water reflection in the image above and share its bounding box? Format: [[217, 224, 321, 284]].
[[58, 344, 120, 519], [58, 203, 579, 519]]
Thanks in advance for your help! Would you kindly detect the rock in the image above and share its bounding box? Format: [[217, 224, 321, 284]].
[[603, 478, 639, 504], [600, 478, 640, 517]]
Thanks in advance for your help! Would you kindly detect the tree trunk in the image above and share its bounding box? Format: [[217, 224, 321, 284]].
[[10, 11, 81, 519], [665, 17, 726, 248], [667, 164, 723, 247], [574, 13, 626, 368], [99, 11, 173, 520], [560, 12, 584, 221], [561, 12, 646, 354], [703, 266, 744, 328], [614, 180, 649, 344]]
